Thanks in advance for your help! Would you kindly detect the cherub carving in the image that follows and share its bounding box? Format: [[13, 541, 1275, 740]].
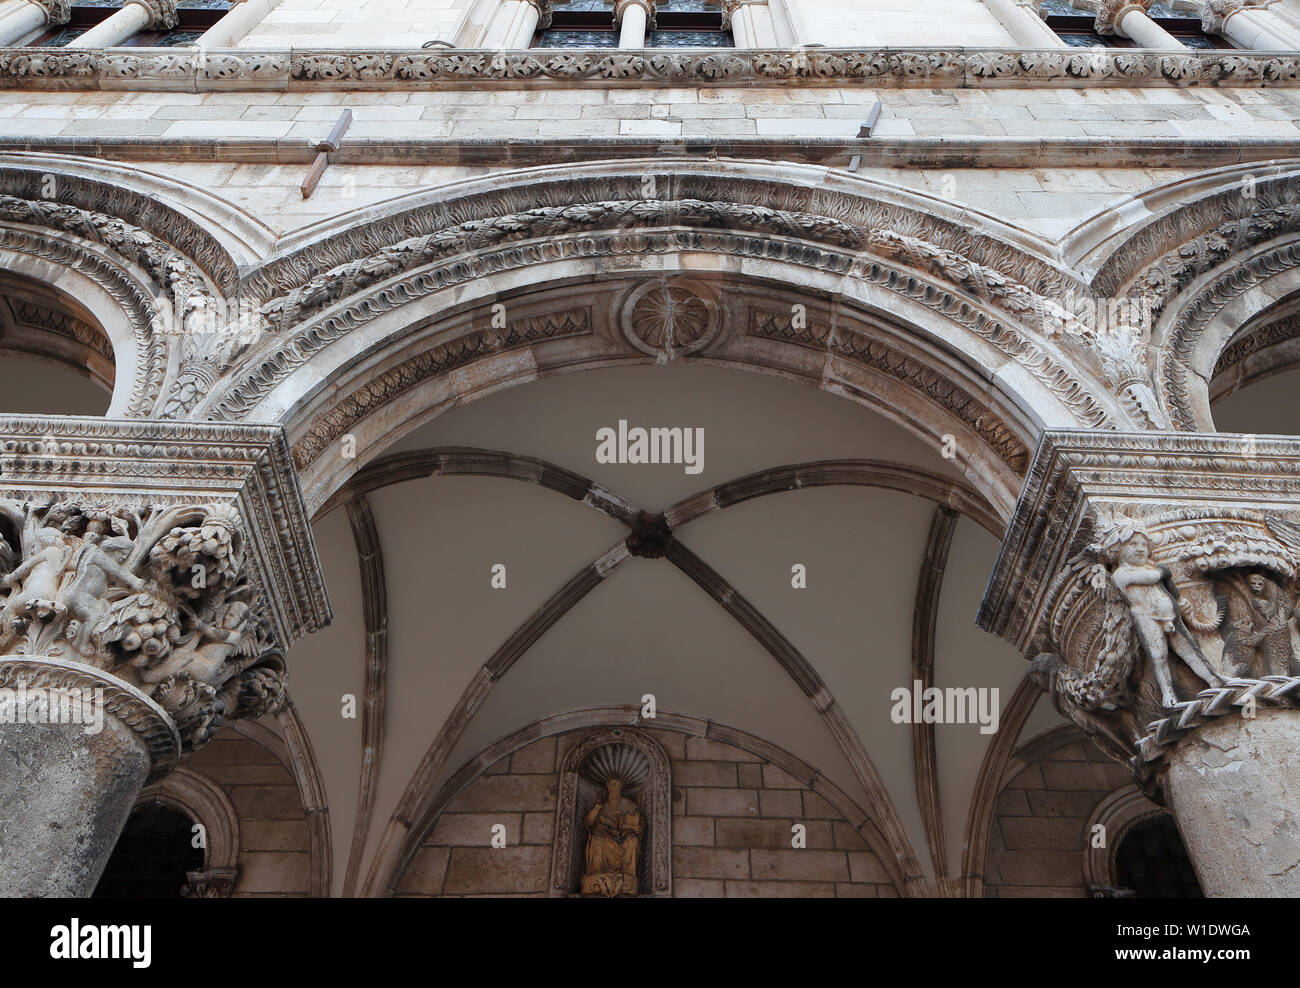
[[135, 600, 257, 686], [63, 534, 145, 652], [0, 525, 71, 634], [1098, 526, 1228, 707]]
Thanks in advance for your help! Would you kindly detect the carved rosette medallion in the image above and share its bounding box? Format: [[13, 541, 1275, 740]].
[[620, 280, 720, 359], [980, 431, 1300, 798]]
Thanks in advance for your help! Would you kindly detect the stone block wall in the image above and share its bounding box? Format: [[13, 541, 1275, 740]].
[[982, 736, 1132, 898], [185, 733, 315, 897], [393, 728, 895, 897]]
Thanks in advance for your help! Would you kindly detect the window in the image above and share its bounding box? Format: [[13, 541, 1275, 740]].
[[1040, 1, 1232, 49], [535, 0, 732, 48], [92, 807, 204, 898], [28, 0, 232, 47], [1114, 816, 1204, 898]]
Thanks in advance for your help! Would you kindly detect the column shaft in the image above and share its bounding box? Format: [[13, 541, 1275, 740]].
[[618, 1, 647, 47], [984, 0, 1070, 47], [1221, 8, 1300, 49], [1118, 8, 1186, 46], [76, 1, 149, 46], [0, 1, 49, 45], [196, 0, 283, 47], [1165, 709, 1300, 897]]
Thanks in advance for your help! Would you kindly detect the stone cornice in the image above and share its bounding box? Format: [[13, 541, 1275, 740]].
[[3, 46, 1300, 92]]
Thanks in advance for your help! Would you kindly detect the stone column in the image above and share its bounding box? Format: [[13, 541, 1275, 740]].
[[615, 0, 651, 48], [1203, 0, 1300, 50], [76, 0, 175, 46], [979, 431, 1300, 897], [0, 0, 69, 46], [196, 0, 284, 48], [0, 417, 329, 896], [721, 0, 765, 47], [983, 0, 1071, 47], [483, 0, 551, 48], [1095, 0, 1187, 47]]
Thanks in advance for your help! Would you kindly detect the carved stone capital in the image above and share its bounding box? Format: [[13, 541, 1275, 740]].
[[32, 0, 72, 26], [526, 0, 553, 31], [979, 430, 1300, 795], [614, 0, 656, 30], [1094, 0, 1151, 35], [1201, 0, 1245, 33], [0, 416, 330, 756], [181, 867, 238, 897], [123, 0, 178, 29]]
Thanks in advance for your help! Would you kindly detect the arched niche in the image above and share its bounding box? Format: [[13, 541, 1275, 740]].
[[549, 726, 672, 898]]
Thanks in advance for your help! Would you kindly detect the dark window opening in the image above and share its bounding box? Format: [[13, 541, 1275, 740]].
[[1114, 816, 1204, 899], [92, 806, 204, 898], [1041, 3, 1232, 49], [535, 0, 731, 48], [27, 0, 231, 47]]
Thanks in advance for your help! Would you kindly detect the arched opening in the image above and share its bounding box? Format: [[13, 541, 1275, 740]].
[[92, 806, 204, 898], [1114, 816, 1204, 899], [0, 270, 114, 416]]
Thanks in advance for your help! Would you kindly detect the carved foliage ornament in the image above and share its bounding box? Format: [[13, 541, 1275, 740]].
[[0, 498, 284, 750], [1094, 0, 1152, 36], [3, 48, 1300, 90]]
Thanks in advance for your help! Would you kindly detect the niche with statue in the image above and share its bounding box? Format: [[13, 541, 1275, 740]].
[[548, 727, 671, 897]]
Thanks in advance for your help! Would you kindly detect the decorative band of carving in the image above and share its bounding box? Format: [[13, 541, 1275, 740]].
[[2, 48, 1300, 91], [1133, 676, 1300, 792], [0, 655, 180, 782]]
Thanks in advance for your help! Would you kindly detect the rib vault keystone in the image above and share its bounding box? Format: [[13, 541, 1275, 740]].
[[0, 416, 330, 897]]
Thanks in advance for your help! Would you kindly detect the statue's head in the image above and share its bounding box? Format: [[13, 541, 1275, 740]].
[[1248, 573, 1268, 594], [606, 776, 623, 799], [1100, 526, 1152, 566]]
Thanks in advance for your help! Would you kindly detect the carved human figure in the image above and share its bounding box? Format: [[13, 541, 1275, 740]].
[[0, 526, 72, 632], [1102, 528, 1228, 707], [580, 776, 643, 897], [135, 600, 255, 686], [1223, 572, 1297, 678], [63, 535, 145, 652]]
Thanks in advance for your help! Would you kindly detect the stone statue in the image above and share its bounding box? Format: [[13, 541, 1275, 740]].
[[63, 534, 145, 652], [0, 525, 71, 634], [1221, 571, 1297, 679], [1098, 526, 1228, 707], [580, 776, 643, 897]]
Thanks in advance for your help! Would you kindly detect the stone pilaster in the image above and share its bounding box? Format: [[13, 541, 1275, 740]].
[[0, 416, 329, 896], [979, 430, 1300, 896]]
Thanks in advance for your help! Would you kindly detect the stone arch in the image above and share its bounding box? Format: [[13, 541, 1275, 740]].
[[1068, 159, 1300, 431], [0, 155, 262, 420], [1082, 784, 1166, 894], [196, 160, 1126, 518], [135, 766, 241, 897], [384, 706, 897, 899]]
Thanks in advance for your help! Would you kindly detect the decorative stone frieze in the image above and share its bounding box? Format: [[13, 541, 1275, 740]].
[[3, 47, 1300, 92]]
